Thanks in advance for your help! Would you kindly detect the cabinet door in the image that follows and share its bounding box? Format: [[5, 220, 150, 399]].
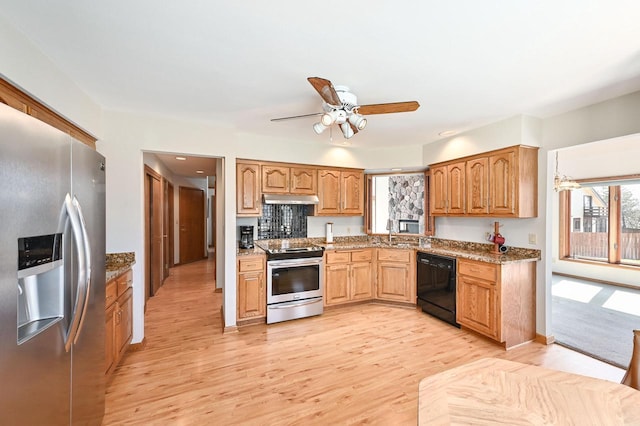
[[456, 275, 498, 339], [489, 150, 516, 216], [341, 171, 364, 215], [447, 162, 466, 214], [236, 162, 261, 216], [261, 165, 290, 193], [377, 262, 411, 302], [290, 167, 317, 195], [317, 169, 341, 215], [325, 264, 350, 305], [466, 157, 489, 215], [351, 262, 373, 300], [105, 303, 116, 374], [117, 288, 133, 356], [237, 271, 266, 318], [430, 165, 447, 215]]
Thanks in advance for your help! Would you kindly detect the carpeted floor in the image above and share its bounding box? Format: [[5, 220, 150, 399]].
[[552, 274, 640, 368]]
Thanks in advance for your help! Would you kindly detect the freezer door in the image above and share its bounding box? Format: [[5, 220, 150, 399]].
[[0, 103, 72, 424], [70, 139, 106, 425]]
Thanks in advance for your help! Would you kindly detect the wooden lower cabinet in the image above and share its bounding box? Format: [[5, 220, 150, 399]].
[[325, 249, 373, 306], [105, 269, 133, 376], [456, 258, 536, 349], [376, 249, 416, 303], [237, 255, 266, 321]]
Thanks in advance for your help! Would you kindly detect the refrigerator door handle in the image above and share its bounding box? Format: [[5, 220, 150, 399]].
[[60, 194, 88, 352], [72, 196, 92, 344]]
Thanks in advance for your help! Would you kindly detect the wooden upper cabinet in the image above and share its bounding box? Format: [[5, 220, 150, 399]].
[[430, 165, 447, 215], [489, 146, 538, 218], [430, 162, 465, 215], [0, 78, 96, 148], [317, 169, 342, 215], [236, 162, 261, 216], [341, 170, 364, 215], [261, 164, 318, 195], [316, 169, 364, 216], [429, 145, 538, 218], [447, 162, 466, 215], [290, 167, 317, 195], [488, 150, 516, 216], [466, 157, 489, 215], [261, 165, 290, 193]]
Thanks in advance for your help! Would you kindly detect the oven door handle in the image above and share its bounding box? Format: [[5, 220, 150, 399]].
[[268, 259, 322, 268], [268, 299, 321, 309]]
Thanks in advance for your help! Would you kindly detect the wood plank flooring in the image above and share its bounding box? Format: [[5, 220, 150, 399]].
[[104, 257, 625, 425]]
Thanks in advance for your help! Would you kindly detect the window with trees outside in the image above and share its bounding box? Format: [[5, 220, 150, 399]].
[[559, 177, 640, 267]]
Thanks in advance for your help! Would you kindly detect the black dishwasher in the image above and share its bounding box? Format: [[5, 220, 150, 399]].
[[416, 252, 459, 327]]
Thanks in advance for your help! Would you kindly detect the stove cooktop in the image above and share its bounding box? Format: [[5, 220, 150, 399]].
[[266, 245, 323, 254], [257, 242, 324, 260]]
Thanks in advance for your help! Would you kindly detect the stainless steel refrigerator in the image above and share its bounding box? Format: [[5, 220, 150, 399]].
[[0, 103, 106, 425]]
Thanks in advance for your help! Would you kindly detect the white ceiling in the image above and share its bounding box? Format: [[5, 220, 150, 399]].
[[2, 1, 640, 149], [152, 153, 217, 178]]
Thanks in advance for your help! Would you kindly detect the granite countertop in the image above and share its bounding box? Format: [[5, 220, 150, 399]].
[[106, 252, 136, 281], [242, 236, 540, 265], [236, 246, 266, 257]]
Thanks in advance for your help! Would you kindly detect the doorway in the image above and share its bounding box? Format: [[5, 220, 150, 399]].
[[179, 186, 206, 264]]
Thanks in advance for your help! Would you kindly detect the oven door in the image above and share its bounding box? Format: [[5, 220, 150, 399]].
[[267, 257, 323, 304]]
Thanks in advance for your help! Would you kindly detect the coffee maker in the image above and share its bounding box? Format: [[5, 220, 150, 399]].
[[239, 226, 254, 249]]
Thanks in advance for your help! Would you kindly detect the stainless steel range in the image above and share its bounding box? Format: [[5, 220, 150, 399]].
[[258, 242, 324, 324]]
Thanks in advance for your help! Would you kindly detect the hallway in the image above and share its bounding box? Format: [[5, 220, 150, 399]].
[[103, 259, 624, 424]]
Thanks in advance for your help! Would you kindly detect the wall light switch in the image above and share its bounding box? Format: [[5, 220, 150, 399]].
[[528, 233, 537, 244]]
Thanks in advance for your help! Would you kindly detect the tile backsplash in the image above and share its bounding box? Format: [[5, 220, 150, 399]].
[[257, 204, 309, 239]]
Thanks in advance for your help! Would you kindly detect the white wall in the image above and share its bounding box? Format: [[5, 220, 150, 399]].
[[0, 14, 102, 137]]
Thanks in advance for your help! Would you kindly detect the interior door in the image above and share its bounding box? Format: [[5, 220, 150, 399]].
[[179, 186, 205, 264], [144, 167, 163, 299]]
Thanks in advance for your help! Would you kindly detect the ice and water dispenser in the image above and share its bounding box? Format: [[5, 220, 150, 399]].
[[17, 233, 64, 344]]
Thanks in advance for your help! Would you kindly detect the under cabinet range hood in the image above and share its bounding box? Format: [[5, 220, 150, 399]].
[[263, 194, 319, 205]]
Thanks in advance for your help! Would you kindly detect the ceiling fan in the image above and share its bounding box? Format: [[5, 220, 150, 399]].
[[271, 77, 420, 139]]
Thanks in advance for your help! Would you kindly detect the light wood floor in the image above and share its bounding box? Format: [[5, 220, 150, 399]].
[[104, 257, 625, 425]]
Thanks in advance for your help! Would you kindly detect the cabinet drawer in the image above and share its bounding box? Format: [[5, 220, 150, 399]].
[[106, 279, 117, 308], [326, 251, 351, 264], [377, 248, 411, 263], [458, 259, 497, 282], [239, 257, 264, 272], [350, 249, 372, 262], [117, 270, 133, 296]]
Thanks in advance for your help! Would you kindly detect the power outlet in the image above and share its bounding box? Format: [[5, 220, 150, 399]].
[[528, 233, 537, 245]]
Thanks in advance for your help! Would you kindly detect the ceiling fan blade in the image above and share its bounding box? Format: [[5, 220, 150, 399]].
[[270, 112, 322, 122], [357, 101, 420, 115], [307, 77, 342, 106]]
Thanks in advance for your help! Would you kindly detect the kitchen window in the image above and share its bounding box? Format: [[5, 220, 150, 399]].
[[559, 176, 640, 267], [365, 172, 434, 236]]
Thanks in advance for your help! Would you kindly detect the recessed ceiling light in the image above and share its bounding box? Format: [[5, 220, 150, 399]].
[[196, 170, 204, 174], [438, 130, 457, 137], [175, 156, 187, 161], [391, 168, 402, 171]]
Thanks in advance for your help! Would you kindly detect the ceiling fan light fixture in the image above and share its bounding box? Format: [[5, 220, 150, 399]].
[[340, 122, 354, 139], [313, 122, 328, 134], [321, 110, 339, 126], [348, 113, 367, 130]]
